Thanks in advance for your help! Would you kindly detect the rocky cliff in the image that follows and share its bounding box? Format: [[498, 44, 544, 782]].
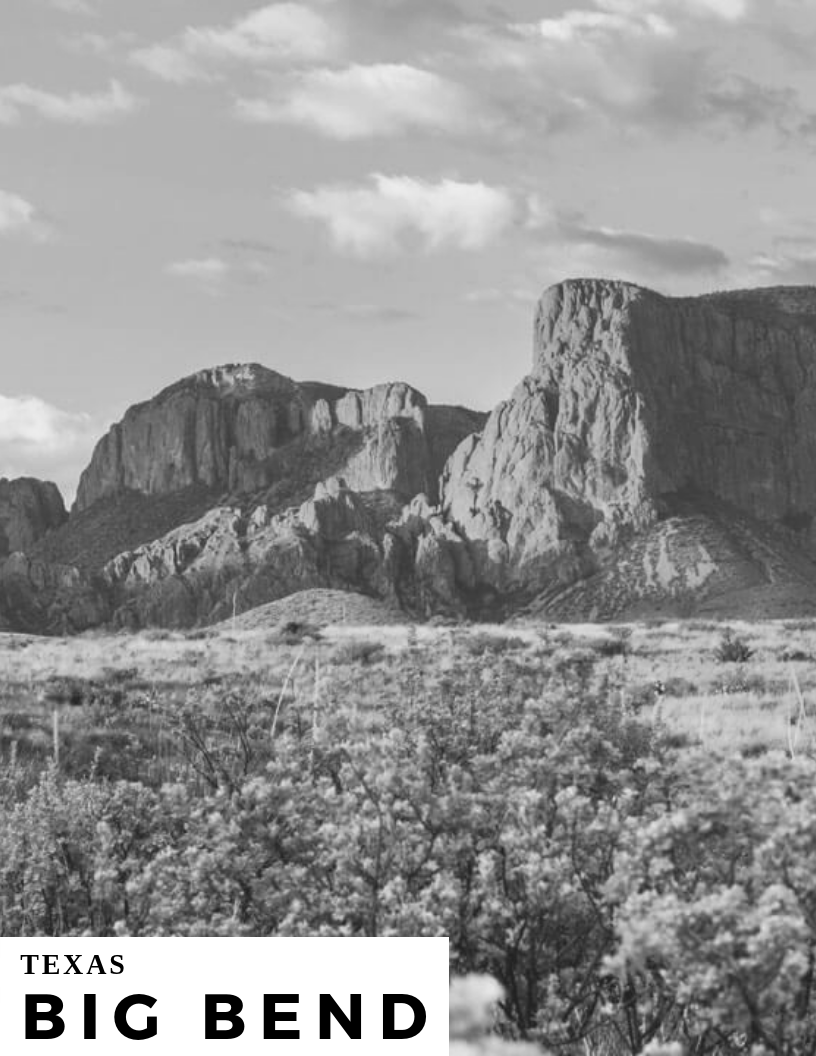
[[0, 364, 485, 632], [0, 478, 66, 560], [8, 278, 816, 633], [75, 365, 474, 510], [437, 279, 816, 606]]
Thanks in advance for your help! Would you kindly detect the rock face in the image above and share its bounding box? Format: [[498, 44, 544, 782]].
[[0, 478, 66, 560], [75, 366, 476, 510], [438, 279, 816, 603], [12, 278, 816, 633], [0, 365, 485, 632]]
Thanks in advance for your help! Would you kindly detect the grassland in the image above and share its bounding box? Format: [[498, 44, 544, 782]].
[[2, 616, 815, 776]]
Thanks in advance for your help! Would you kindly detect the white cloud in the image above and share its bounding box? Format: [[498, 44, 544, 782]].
[[534, 10, 675, 42], [0, 80, 141, 125], [0, 191, 37, 235], [507, 0, 744, 53], [0, 395, 91, 453], [0, 394, 99, 502], [132, 3, 336, 83], [288, 175, 517, 256], [164, 256, 271, 291], [237, 63, 473, 138], [599, 0, 747, 21], [131, 46, 208, 85], [0, 190, 50, 241], [166, 257, 229, 282], [458, 0, 787, 138]]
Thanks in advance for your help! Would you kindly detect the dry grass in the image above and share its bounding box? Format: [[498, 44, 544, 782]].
[[3, 616, 816, 774]]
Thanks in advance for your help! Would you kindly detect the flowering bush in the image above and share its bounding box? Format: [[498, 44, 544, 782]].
[[4, 646, 816, 1053]]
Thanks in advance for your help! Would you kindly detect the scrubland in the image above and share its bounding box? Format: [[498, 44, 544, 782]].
[[3, 616, 816, 1055]]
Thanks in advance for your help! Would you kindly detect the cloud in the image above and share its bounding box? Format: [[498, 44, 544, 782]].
[[166, 257, 229, 280], [237, 63, 473, 138], [130, 46, 211, 85], [534, 10, 676, 43], [598, 0, 747, 21], [524, 201, 729, 289], [0, 395, 91, 453], [132, 3, 336, 83], [557, 218, 731, 275], [0, 190, 50, 241], [47, 0, 95, 13], [165, 256, 270, 290], [0, 394, 98, 502], [0, 80, 141, 125], [744, 237, 816, 285], [457, 0, 799, 138], [288, 175, 517, 256]]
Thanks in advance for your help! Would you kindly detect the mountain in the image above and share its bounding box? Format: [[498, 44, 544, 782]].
[[0, 366, 485, 632], [436, 279, 816, 607], [6, 278, 816, 633]]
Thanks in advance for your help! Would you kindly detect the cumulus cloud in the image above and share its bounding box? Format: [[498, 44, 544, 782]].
[[0, 190, 50, 241], [237, 63, 473, 138], [288, 175, 517, 256], [132, 3, 336, 83], [0, 80, 141, 125], [0, 394, 98, 502], [457, 0, 798, 138]]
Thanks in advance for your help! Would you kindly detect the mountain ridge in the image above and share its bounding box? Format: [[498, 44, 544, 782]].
[[7, 277, 816, 633]]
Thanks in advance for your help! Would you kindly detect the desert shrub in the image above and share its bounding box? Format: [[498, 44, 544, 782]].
[[330, 639, 386, 665], [609, 752, 816, 1055], [10, 639, 816, 1052], [277, 620, 321, 645], [714, 629, 754, 663], [782, 647, 812, 662], [593, 630, 632, 658], [462, 631, 528, 658], [715, 671, 776, 696], [661, 675, 698, 697], [183, 628, 212, 641]]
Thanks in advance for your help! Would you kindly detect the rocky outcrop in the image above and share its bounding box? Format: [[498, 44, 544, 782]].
[[436, 279, 816, 605], [97, 479, 405, 629], [75, 367, 480, 512], [75, 366, 309, 508], [14, 277, 816, 632], [0, 478, 66, 560]]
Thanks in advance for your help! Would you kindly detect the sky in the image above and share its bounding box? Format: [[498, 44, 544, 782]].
[[3, 0, 816, 501]]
